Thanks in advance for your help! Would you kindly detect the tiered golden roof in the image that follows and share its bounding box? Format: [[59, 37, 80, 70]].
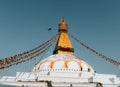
[[53, 18, 74, 54]]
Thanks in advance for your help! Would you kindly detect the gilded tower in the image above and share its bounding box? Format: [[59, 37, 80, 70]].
[[53, 18, 74, 54]]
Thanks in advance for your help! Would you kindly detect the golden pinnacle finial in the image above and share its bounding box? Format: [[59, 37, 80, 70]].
[[58, 18, 68, 32], [53, 18, 74, 54], [61, 17, 65, 23]]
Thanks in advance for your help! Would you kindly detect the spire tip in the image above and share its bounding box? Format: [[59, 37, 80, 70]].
[[61, 17, 65, 23]]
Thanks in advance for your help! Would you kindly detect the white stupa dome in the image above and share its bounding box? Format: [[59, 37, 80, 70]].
[[32, 54, 94, 73]]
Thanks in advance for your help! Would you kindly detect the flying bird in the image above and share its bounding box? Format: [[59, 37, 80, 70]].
[[48, 28, 52, 31]]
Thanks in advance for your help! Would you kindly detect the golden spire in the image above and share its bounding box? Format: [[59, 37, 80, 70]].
[[53, 18, 74, 54], [58, 17, 68, 32]]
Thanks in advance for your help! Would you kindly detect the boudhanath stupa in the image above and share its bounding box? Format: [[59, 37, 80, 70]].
[[0, 18, 120, 87]]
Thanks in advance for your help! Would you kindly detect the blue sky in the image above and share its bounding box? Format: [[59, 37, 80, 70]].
[[0, 0, 120, 77]]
